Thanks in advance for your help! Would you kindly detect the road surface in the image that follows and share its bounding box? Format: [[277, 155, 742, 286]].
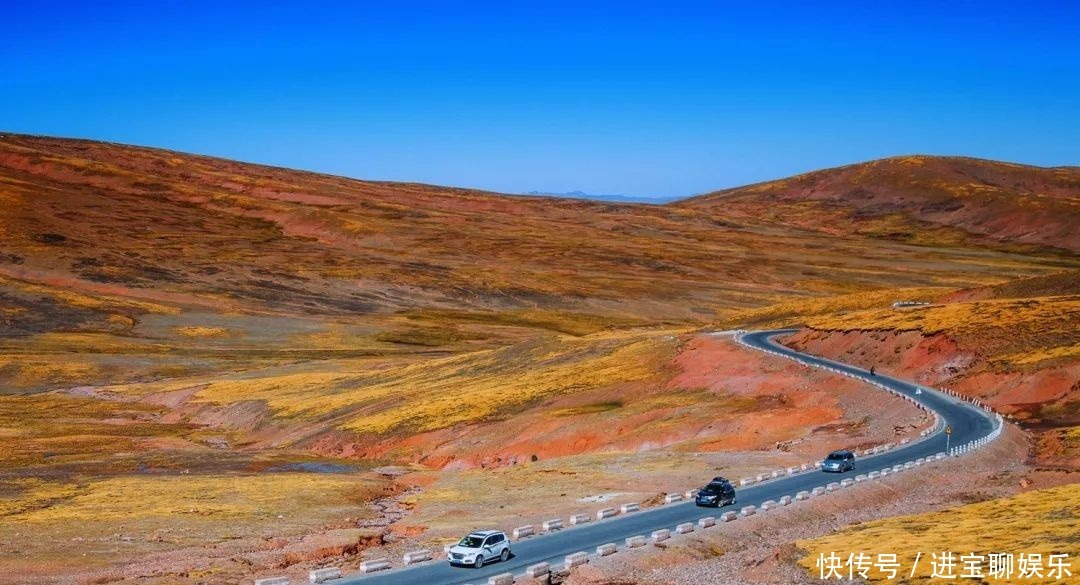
[[340, 329, 1000, 585]]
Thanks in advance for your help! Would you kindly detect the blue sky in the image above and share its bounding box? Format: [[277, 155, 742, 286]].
[[3, 1, 1078, 198]]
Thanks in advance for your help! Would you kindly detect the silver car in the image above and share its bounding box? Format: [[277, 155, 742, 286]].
[[447, 530, 511, 568], [822, 450, 855, 472]]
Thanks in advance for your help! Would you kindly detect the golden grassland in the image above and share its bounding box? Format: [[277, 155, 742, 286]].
[[0, 275, 178, 316], [0, 390, 386, 556], [797, 483, 1080, 584], [2, 473, 380, 524], [101, 331, 677, 436], [174, 326, 231, 338], [721, 286, 952, 329], [403, 309, 659, 337], [3, 135, 1080, 581], [803, 295, 1080, 368], [0, 393, 185, 470]]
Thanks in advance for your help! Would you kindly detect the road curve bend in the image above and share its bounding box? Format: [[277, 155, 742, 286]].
[[331, 329, 1003, 585]]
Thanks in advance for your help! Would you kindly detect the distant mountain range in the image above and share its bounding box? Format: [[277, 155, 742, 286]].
[[523, 190, 682, 204]]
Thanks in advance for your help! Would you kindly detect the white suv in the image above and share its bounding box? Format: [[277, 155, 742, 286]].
[[447, 530, 511, 568]]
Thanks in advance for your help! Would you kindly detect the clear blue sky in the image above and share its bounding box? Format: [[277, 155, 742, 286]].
[[3, 1, 1078, 198]]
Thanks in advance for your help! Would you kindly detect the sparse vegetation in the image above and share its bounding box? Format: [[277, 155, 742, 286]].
[[722, 287, 950, 329], [797, 484, 1080, 584], [552, 401, 624, 416], [1, 135, 1077, 584], [805, 295, 1080, 369]]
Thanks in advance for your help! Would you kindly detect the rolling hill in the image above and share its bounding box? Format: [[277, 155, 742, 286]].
[[1, 133, 1077, 584], [679, 155, 1080, 253]]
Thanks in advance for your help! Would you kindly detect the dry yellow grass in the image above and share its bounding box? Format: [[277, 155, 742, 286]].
[[805, 295, 1080, 336], [0, 477, 81, 517], [0, 356, 103, 390], [406, 308, 654, 337], [0, 275, 178, 315], [174, 326, 231, 338], [723, 287, 950, 329], [101, 331, 676, 436], [4, 474, 376, 524], [999, 341, 1080, 366], [798, 484, 1080, 584], [804, 295, 1080, 367], [3, 332, 171, 354]]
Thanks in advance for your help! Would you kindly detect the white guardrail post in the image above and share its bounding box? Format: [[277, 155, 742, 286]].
[[734, 330, 1003, 469]]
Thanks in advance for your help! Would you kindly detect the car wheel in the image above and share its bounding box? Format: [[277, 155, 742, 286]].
[[500, 548, 510, 562], [474, 556, 484, 569]]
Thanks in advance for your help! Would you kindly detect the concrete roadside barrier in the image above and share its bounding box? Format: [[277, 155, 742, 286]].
[[721, 511, 738, 522], [664, 493, 683, 504], [855, 474, 867, 483], [840, 478, 854, 488], [489, 573, 514, 585], [795, 491, 810, 501], [543, 519, 563, 531], [359, 559, 391, 574], [308, 567, 341, 584], [626, 535, 647, 548], [651, 529, 671, 542], [525, 562, 550, 578], [741, 505, 757, 516], [760, 499, 778, 510], [597, 543, 618, 556], [685, 488, 700, 498], [596, 507, 617, 520], [675, 522, 695, 534], [756, 473, 769, 482], [564, 552, 589, 570], [826, 482, 841, 492], [868, 471, 880, 479], [893, 464, 904, 472], [699, 516, 716, 528], [403, 550, 431, 565], [740, 478, 754, 487], [787, 466, 800, 475], [255, 577, 289, 585], [570, 514, 590, 525], [620, 503, 640, 514], [904, 462, 915, 470], [812, 487, 826, 496], [779, 495, 793, 506], [513, 525, 535, 539]]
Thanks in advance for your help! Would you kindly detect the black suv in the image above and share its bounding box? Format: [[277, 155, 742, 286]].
[[694, 476, 736, 507], [822, 450, 855, 472]]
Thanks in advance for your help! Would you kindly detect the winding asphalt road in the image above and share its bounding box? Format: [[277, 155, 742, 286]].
[[340, 329, 1000, 585]]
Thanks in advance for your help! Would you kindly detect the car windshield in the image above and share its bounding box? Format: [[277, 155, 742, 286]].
[[826, 453, 847, 461], [458, 535, 485, 548], [704, 482, 726, 491]]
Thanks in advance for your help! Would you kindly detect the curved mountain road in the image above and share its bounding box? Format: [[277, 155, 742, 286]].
[[337, 329, 1002, 585]]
